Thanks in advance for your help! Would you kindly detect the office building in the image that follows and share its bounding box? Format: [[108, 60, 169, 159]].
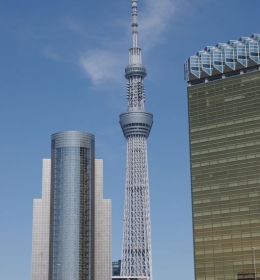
[[185, 34, 260, 280], [49, 131, 95, 280], [94, 159, 111, 280], [119, 1, 153, 279], [31, 131, 111, 280], [112, 260, 121, 276], [31, 159, 51, 280]]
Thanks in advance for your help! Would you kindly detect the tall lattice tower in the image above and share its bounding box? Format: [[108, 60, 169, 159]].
[[119, 1, 153, 279]]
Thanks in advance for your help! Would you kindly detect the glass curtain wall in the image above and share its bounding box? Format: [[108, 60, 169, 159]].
[[49, 131, 95, 280], [188, 71, 260, 280]]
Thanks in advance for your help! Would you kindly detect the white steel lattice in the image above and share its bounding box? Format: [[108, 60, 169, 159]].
[[121, 136, 152, 279], [129, 48, 142, 65], [120, 1, 153, 280], [127, 76, 145, 110]]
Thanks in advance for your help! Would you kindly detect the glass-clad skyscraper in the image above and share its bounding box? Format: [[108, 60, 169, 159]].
[[31, 131, 111, 280], [49, 131, 95, 280], [112, 260, 121, 276], [185, 34, 260, 280]]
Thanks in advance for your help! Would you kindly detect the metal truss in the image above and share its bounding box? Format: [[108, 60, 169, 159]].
[[120, 1, 153, 280], [127, 76, 145, 109], [121, 136, 152, 279]]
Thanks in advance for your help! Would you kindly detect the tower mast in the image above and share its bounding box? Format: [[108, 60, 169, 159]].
[[119, 1, 153, 279], [132, 0, 138, 48]]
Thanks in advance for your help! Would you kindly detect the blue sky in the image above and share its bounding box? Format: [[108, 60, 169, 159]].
[[0, 0, 260, 279]]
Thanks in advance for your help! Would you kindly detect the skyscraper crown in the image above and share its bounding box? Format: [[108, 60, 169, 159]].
[[185, 34, 260, 82]]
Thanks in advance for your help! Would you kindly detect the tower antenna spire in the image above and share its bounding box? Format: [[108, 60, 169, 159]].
[[132, 0, 138, 48]]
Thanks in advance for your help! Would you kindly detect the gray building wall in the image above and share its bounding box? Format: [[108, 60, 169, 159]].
[[31, 159, 51, 280]]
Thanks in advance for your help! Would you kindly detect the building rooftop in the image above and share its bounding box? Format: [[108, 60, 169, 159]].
[[185, 34, 260, 84]]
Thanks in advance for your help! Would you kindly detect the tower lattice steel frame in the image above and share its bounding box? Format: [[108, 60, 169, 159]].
[[119, 1, 153, 279]]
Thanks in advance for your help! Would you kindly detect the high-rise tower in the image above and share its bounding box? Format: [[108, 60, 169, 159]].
[[119, 1, 153, 279], [31, 131, 111, 280], [185, 35, 260, 280], [49, 131, 95, 280]]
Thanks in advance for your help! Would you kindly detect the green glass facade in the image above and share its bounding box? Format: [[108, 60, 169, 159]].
[[188, 71, 260, 280]]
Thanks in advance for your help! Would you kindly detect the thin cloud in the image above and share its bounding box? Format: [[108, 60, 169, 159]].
[[79, 0, 175, 86], [65, 19, 85, 35], [42, 47, 62, 61], [139, 0, 175, 49], [79, 50, 123, 86]]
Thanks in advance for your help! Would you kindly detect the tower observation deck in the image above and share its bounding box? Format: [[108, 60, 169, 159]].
[[119, 1, 153, 280]]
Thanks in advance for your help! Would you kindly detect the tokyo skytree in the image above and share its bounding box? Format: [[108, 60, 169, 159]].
[[119, 0, 153, 279]]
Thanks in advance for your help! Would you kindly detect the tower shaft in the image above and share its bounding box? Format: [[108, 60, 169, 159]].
[[121, 136, 152, 278], [119, 1, 153, 279]]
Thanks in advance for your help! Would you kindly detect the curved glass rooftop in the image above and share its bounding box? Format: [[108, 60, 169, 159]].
[[185, 34, 260, 83]]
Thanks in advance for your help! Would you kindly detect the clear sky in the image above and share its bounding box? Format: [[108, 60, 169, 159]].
[[0, 0, 260, 279]]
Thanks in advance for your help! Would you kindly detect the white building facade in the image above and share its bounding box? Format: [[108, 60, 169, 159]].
[[31, 159, 51, 280], [94, 159, 111, 280]]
